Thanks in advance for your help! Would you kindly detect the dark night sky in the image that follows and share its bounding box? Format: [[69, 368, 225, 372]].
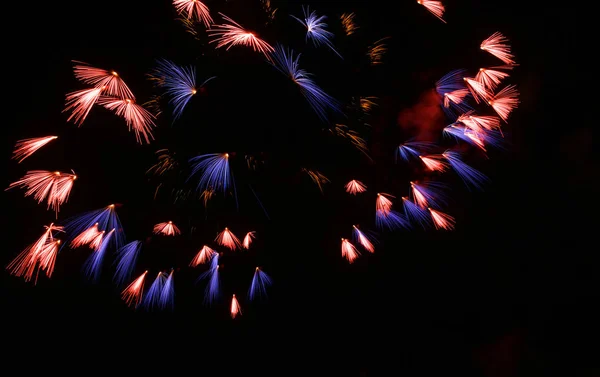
[[2, 1, 595, 376]]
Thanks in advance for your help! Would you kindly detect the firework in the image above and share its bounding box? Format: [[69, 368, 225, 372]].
[[231, 294, 242, 318], [367, 37, 388, 66], [442, 89, 473, 117], [71, 61, 135, 99], [402, 197, 431, 228], [463, 77, 491, 104], [475, 66, 512, 91], [12, 136, 58, 163], [341, 238, 360, 263], [208, 13, 274, 59], [121, 271, 148, 308], [419, 154, 450, 172], [248, 267, 272, 301], [480, 32, 515, 65], [97, 97, 156, 144], [172, 0, 213, 28], [302, 168, 330, 193], [345, 179, 367, 195], [442, 151, 489, 191], [396, 141, 435, 162], [189, 153, 232, 194], [153, 59, 216, 121], [83, 229, 115, 282], [489, 85, 519, 122], [143, 272, 167, 310], [376, 193, 395, 214], [428, 208, 456, 230], [160, 270, 175, 310], [261, 0, 277, 23], [177, 17, 200, 40], [198, 253, 220, 305], [359, 97, 378, 114], [331, 124, 371, 159], [340, 12, 359, 36], [444, 124, 503, 151], [153, 221, 181, 236], [417, 0, 446, 23], [242, 231, 256, 249], [375, 209, 411, 231], [62, 204, 125, 250], [147, 149, 178, 176], [292, 6, 342, 58], [190, 245, 217, 266], [114, 241, 142, 286], [70, 223, 104, 250], [457, 112, 501, 132], [436, 69, 467, 97], [7, 170, 76, 215], [63, 87, 105, 126], [215, 227, 241, 250], [6, 224, 64, 284], [352, 225, 375, 253], [271, 45, 340, 121], [410, 181, 447, 209]]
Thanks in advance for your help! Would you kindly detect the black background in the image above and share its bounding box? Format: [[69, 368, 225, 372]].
[[3, 1, 594, 376]]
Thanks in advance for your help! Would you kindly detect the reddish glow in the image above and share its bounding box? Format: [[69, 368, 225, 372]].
[[242, 231, 256, 249], [208, 13, 275, 59], [121, 271, 148, 308], [419, 155, 449, 172], [429, 208, 456, 230], [480, 32, 515, 65], [190, 245, 217, 266], [7, 170, 76, 215], [153, 221, 181, 236], [173, 0, 213, 28], [345, 179, 367, 195], [12, 136, 58, 163], [341, 238, 360, 263], [231, 294, 242, 318], [215, 227, 241, 250]]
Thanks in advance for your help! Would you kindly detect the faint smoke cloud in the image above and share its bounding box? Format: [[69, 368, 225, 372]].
[[397, 89, 445, 141]]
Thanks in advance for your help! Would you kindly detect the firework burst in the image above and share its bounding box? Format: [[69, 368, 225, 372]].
[[417, 0, 446, 23], [341, 238, 360, 263], [248, 267, 272, 301], [208, 13, 274, 59], [215, 227, 241, 250], [12, 136, 58, 163], [231, 294, 242, 318], [292, 6, 342, 58], [7, 170, 76, 215], [121, 270, 147, 308], [345, 179, 367, 195], [98, 97, 156, 144], [340, 12, 359, 36], [83, 228, 115, 282], [190, 245, 217, 266], [242, 231, 256, 249], [172, 0, 213, 28], [352, 225, 375, 253], [189, 153, 232, 194], [71, 61, 135, 99], [429, 208, 456, 230], [153, 221, 181, 236], [114, 241, 142, 286], [480, 32, 515, 65], [489, 85, 520, 122]]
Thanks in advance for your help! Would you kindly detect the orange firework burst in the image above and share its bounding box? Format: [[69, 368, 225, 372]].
[[7, 170, 76, 215], [489, 85, 520, 122], [341, 238, 360, 263], [12, 136, 58, 163], [7, 224, 64, 284], [340, 12, 359, 36], [231, 294, 242, 318], [429, 208, 456, 230], [463, 77, 491, 104], [376, 193, 395, 214], [121, 271, 148, 308], [172, 0, 213, 28], [417, 0, 446, 23], [208, 13, 274, 59], [215, 227, 241, 250], [419, 155, 449, 172], [153, 221, 181, 236], [475, 66, 513, 91], [242, 231, 256, 249], [71, 61, 135, 99], [480, 32, 515, 65], [345, 179, 367, 195], [70, 223, 104, 249], [190, 245, 217, 266], [98, 97, 156, 144]]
